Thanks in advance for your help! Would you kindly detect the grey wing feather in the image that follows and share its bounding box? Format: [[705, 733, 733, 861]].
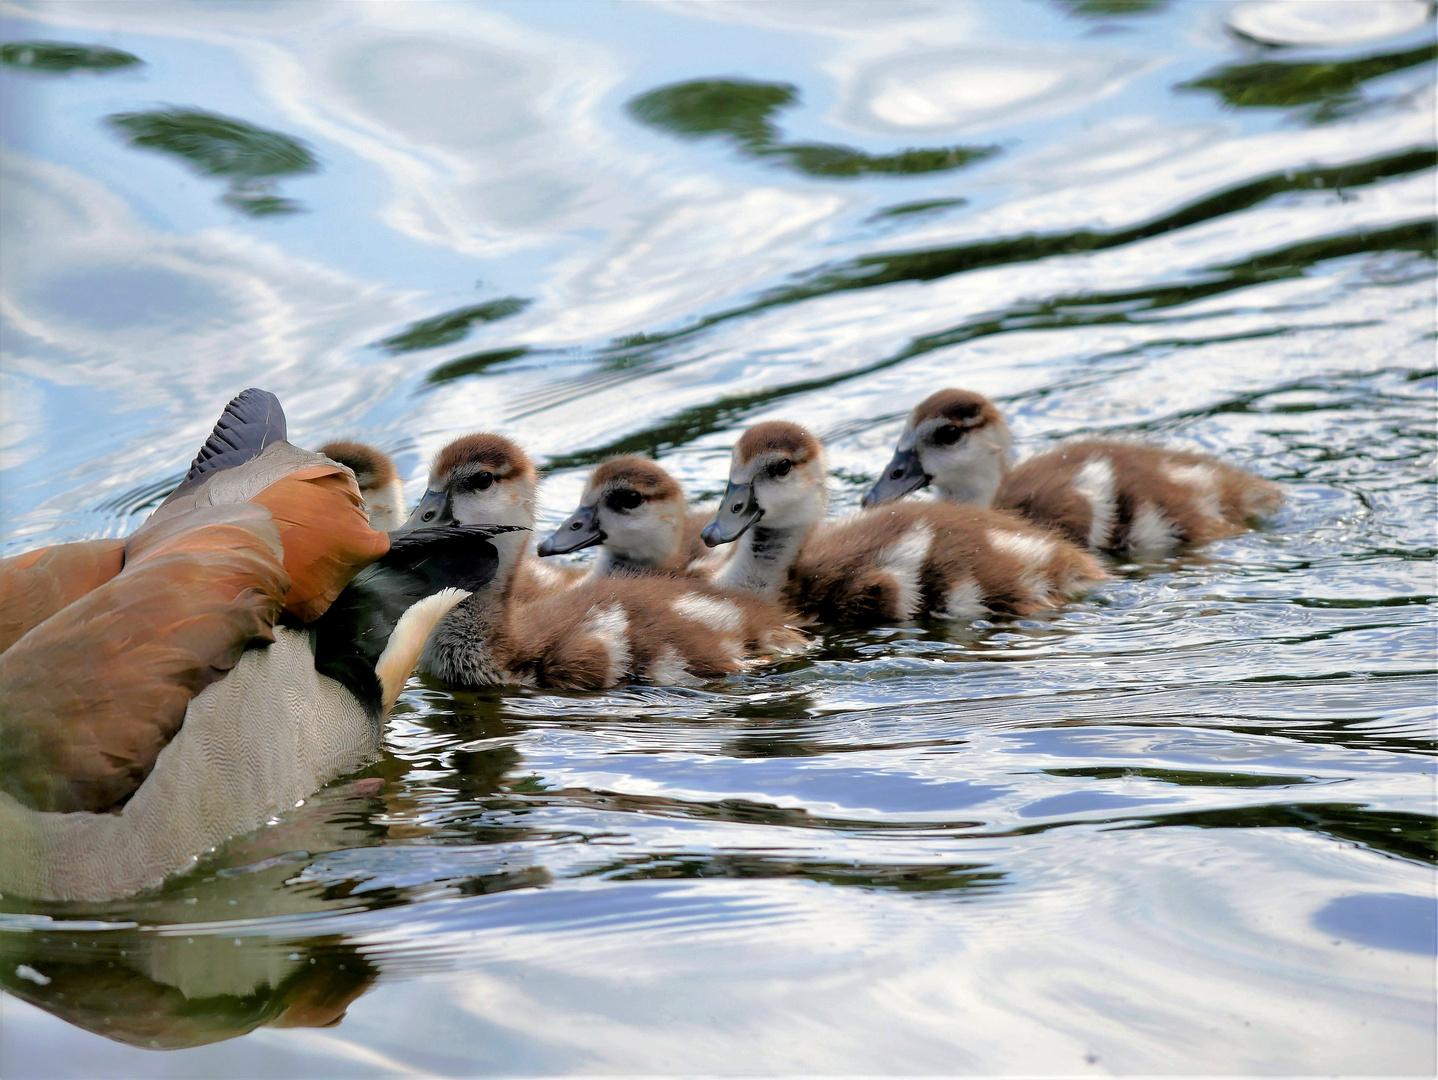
[[184, 388, 287, 482]]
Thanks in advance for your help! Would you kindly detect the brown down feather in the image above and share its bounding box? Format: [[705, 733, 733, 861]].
[[0, 506, 291, 813], [497, 575, 805, 690], [792, 502, 1105, 625], [996, 440, 1284, 553]]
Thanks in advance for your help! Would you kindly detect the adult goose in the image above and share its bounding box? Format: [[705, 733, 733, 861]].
[[0, 389, 506, 901], [863, 388, 1283, 555], [537, 455, 712, 577], [702, 420, 1105, 625], [406, 434, 807, 689]]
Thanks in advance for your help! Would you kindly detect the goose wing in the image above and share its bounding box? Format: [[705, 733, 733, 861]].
[[0, 503, 290, 813], [0, 538, 128, 654], [134, 388, 391, 622], [249, 463, 391, 622]]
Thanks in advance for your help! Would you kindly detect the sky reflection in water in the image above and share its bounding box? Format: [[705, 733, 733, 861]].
[[0, 0, 1434, 1074]]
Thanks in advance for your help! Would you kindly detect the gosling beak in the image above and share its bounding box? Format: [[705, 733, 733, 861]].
[[861, 446, 929, 508], [537, 504, 605, 556], [396, 488, 454, 533], [701, 481, 762, 547]]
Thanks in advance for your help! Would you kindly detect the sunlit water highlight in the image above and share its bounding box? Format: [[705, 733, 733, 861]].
[[1, 1, 1434, 1074]]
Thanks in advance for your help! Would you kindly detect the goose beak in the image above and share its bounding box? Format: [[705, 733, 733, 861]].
[[861, 447, 929, 508], [537, 505, 604, 556], [701, 481, 761, 546], [397, 489, 454, 533]]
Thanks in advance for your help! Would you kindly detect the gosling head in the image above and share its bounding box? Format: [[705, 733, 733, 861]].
[[319, 440, 406, 532], [861, 388, 1011, 509], [537, 456, 686, 570], [401, 433, 537, 589], [702, 421, 826, 547], [402, 433, 537, 533]]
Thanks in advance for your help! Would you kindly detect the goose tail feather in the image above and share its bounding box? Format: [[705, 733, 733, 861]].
[[375, 587, 470, 711]]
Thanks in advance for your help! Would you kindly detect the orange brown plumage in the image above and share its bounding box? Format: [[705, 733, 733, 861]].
[[0, 505, 290, 812], [0, 538, 127, 654]]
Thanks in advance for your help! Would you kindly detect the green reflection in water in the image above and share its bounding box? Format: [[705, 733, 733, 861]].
[[426, 347, 531, 385], [533, 145, 1433, 466], [598, 853, 1004, 895], [381, 297, 531, 354], [545, 211, 1432, 469], [1056, 0, 1167, 15], [1043, 767, 1314, 788], [1, 40, 142, 72], [1121, 804, 1437, 865], [106, 109, 318, 216], [772, 148, 1435, 303], [628, 78, 996, 179], [872, 197, 968, 220], [1180, 43, 1438, 120]]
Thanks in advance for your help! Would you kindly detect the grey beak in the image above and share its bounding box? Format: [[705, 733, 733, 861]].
[[861, 446, 930, 508], [537, 504, 605, 556], [397, 488, 454, 533], [701, 481, 762, 547]]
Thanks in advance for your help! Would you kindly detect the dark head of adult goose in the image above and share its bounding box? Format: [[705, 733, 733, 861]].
[[0, 389, 508, 902], [319, 440, 407, 531]]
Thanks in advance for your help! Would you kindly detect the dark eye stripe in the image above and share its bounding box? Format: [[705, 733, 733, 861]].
[[606, 488, 644, 511]]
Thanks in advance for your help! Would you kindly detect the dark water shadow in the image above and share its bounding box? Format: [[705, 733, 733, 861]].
[[628, 78, 997, 179], [107, 109, 318, 216]]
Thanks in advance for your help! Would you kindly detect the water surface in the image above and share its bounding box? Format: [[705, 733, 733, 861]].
[[1, 1, 1434, 1074]]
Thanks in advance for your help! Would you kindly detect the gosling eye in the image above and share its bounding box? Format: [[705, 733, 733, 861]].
[[470, 471, 494, 491], [607, 488, 644, 512], [772, 459, 792, 477], [422, 508, 437, 522], [933, 424, 963, 446]]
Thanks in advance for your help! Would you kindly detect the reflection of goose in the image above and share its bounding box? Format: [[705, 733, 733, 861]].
[[702, 421, 1105, 625], [864, 388, 1283, 556], [0, 390, 504, 902], [537, 455, 712, 577], [318, 439, 407, 531], [0, 933, 376, 1050], [409, 434, 807, 689]]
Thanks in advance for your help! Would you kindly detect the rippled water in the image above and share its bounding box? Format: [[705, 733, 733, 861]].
[[2, 1, 1435, 1074]]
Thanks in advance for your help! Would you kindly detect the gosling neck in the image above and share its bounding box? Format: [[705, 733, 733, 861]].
[[418, 591, 506, 688], [713, 521, 812, 601], [592, 547, 653, 578]]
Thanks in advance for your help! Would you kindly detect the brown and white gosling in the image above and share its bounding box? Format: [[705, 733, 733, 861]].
[[319, 441, 407, 531], [702, 421, 1105, 625], [405, 434, 807, 690], [401, 434, 582, 605], [536, 455, 711, 577], [863, 388, 1283, 556]]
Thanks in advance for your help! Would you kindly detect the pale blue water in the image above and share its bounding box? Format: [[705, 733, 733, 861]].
[[0, 1, 1434, 1074]]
